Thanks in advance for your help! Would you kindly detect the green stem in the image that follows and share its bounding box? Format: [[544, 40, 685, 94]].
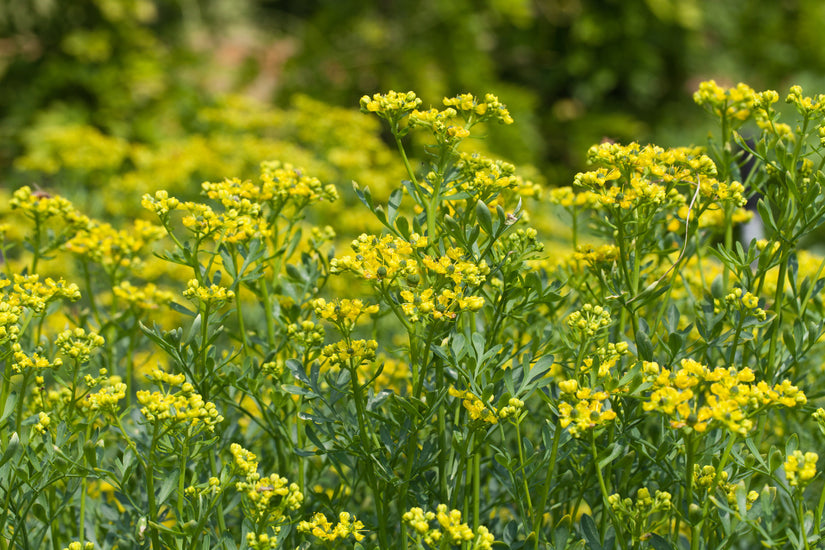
[[146, 430, 162, 550], [722, 206, 733, 293], [178, 438, 188, 523], [515, 418, 533, 527], [14, 371, 31, 435], [260, 277, 276, 348], [815, 474, 825, 535], [348, 356, 386, 548], [766, 255, 789, 380], [800, 497, 811, 550], [0, 352, 13, 447], [297, 396, 305, 495], [48, 485, 60, 550], [590, 433, 627, 550], [438, 361, 448, 502], [694, 436, 737, 550], [534, 418, 561, 549], [473, 448, 480, 532], [674, 432, 695, 545], [394, 135, 419, 188], [208, 452, 227, 535], [79, 425, 92, 544]]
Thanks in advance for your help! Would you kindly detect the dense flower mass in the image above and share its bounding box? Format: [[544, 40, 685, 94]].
[[641, 359, 806, 434], [298, 511, 366, 542], [136, 369, 224, 430], [3, 80, 825, 550], [402, 505, 495, 549]]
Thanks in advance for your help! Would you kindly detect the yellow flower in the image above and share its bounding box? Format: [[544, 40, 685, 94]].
[[298, 511, 366, 542], [785, 451, 818, 487]]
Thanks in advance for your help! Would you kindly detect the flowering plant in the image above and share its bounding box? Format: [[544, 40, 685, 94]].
[[1, 82, 825, 550]]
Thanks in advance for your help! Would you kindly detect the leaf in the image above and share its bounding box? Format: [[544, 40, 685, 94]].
[[757, 199, 777, 234], [636, 328, 653, 362], [648, 534, 675, 550], [286, 359, 309, 385], [0, 433, 20, 469], [395, 215, 411, 239], [184, 314, 202, 344], [168, 301, 196, 317], [667, 332, 683, 357], [281, 384, 316, 398], [476, 200, 493, 235], [580, 514, 602, 550], [387, 188, 403, 224], [157, 469, 178, 506], [598, 443, 624, 470]]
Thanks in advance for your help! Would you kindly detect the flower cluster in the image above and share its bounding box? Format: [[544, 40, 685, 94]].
[[331, 233, 426, 281], [178, 200, 269, 243], [400, 287, 485, 322], [642, 359, 806, 434], [408, 107, 470, 143], [548, 186, 601, 209], [499, 227, 545, 260], [442, 93, 514, 125], [448, 386, 497, 424], [360, 91, 422, 124], [297, 511, 366, 543], [448, 387, 525, 424], [423, 248, 490, 285], [403, 505, 495, 549], [34, 411, 51, 435], [321, 339, 378, 370], [286, 320, 325, 351], [715, 287, 767, 322], [136, 369, 223, 431], [573, 244, 620, 266], [15, 124, 128, 174], [693, 464, 759, 508], [183, 279, 235, 309], [454, 153, 521, 197], [141, 189, 180, 217], [312, 298, 379, 333], [693, 80, 757, 124], [607, 488, 672, 540], [9, 185, 89, 229], [785, 451, 818, 488], [11, 343, 63, 373], [566, 304, 612, 342], [556, 383, 617, 437], [579, 342, 630, 378], [64, 219, 164, 271], [84, 376, 127, 413], [9, 274, 81, 314], [230, 443, 304, 536], [55, 327, 105, 364], [259, 160, 339, 208], [785, 85, 825, 117], [113, 281, 175, 312], [0, 299, 22, 345]]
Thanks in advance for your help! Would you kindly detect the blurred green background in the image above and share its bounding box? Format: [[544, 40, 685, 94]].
[[4, 0, 825, 193]]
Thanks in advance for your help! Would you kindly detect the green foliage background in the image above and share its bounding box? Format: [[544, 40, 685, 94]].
[[5, 0, 825, 186]]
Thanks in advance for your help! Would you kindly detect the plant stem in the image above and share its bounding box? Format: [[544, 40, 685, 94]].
[[590, 433, 627, 550], [766, 254, 789, 380], [515, 418, 534, 527], [473, 448, 481, 532], [674, 432, 695, 545], [534, 417, 561, 549]]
